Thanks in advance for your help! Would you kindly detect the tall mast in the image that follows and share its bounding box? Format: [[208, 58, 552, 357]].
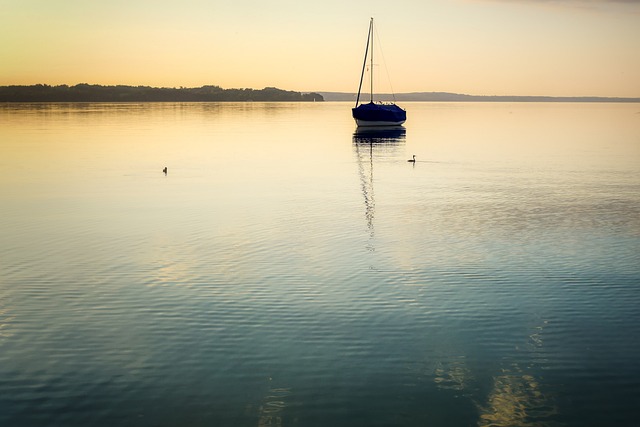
[[370, 18, 374, 103], [355, 18, 373, 108]]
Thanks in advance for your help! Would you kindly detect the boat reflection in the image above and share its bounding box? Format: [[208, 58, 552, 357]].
[[353, 127, 405, 239], [353, 126, 406, 144]]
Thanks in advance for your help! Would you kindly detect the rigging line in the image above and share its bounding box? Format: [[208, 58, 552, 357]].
[[373, 23, 398, 104]]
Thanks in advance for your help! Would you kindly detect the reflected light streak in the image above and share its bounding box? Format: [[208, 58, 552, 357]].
[[477, 369, 558, 427], [477, 320, 558, 427], [433, 356, 473, 392], [0, 308, 15, 340], [258, 386, 291, 427]]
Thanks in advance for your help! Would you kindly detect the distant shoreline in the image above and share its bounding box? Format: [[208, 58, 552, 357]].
[[0, 84, 324, 103], [1, 85, 637, 103], [320, 91, 640, 103]]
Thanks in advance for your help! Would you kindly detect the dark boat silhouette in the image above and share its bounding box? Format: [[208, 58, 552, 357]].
[[352, 18, 406, 127]]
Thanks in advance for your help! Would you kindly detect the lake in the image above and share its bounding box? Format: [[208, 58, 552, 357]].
[[1, 101, 639, 426]]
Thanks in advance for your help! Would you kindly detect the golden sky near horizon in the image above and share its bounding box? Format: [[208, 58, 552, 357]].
[[1, 0, 639, 97]]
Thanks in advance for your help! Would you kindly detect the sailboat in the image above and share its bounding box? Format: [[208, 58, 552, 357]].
[[352, 18, 406, 127]]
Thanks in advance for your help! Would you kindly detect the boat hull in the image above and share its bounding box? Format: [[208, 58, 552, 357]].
[[352, 102, 406, 127], [354, 118, 406, 127]]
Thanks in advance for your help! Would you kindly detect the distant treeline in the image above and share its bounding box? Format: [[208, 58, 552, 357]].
[[0, 84, 324, 102]]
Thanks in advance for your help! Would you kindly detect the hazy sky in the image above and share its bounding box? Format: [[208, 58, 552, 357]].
[[1, 0, 639, 96]]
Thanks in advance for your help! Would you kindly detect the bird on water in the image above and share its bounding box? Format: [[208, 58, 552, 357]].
[[162, 167, 167, 174], [407, 155, 416, 163]]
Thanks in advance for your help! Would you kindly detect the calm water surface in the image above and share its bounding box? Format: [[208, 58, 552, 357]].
[[1, 102, 639, 426]]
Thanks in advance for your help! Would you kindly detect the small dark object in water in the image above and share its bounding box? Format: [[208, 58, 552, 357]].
[[407, 155, 416, 163], [163, 167, 167, 174]]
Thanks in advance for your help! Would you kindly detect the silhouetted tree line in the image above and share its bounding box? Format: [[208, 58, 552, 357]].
[[0, 84, 324, 102]]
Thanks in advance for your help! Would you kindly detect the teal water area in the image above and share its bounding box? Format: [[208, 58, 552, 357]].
[[1, 102, 639, 426]]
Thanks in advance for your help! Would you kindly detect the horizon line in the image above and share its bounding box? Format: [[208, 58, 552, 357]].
[[1, 83, 638, 100]]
